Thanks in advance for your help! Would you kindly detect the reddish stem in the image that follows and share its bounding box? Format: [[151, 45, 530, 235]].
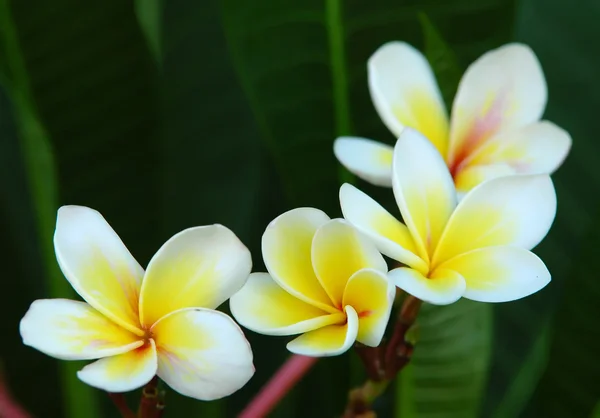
[[108, 393, 136, 418], [0, 374, 30, 418], [138, 377, 164, 418], [239, 355, 318, 418]]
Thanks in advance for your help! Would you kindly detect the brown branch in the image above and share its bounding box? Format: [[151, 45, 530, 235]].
[[108, 393, 136, 418]]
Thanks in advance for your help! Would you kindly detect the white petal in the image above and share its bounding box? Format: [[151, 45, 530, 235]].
[[368, 42, 449, 156], [152, 308, 254, 401], [139, 225, 252, 327], [20, 299, 143, 360], [77, 340, 157, 393], [333, 137, 393, 187], [388, 267, 465, 305]]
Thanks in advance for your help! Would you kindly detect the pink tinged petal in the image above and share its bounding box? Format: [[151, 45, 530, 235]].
[[448, 43, 547, 176], [333, 137, 394, 187], [261, 208, 337, 313], [433, 174, 556, 267], [286, 305, 359, 357], [311, 219, 387, 308], [388, 267, 466, 305], [392, 128, 457, 261], [229, 273, 345, 336], [77, 340, 157, 393], [342, 269, 396, 347], [368, 42, 449, 156], [454, 163, 517, 195], [152, 308, 254, 401], [54, 206, 145, 335], [437, 246, 551, 302], [19, 299, 143, 361], [466, 121, 572, 176], [339, 183, 427, 273], [139, 225, 252, 328]]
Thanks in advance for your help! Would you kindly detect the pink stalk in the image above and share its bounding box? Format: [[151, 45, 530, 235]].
[[239, 355, 318, 418], [0, 374, 31, 418]]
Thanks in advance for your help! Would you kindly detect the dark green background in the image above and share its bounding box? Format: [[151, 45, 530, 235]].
[[1, 0, 599, 417]]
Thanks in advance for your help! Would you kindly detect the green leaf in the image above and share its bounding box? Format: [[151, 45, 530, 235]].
[[395, 300, 492, 418]]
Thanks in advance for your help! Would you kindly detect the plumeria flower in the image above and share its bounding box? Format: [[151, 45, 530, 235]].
[[20, 206, 254, 400], [229, 208, 396, 356], [334, 42, 571, 195], [340, 128, 556, 305]]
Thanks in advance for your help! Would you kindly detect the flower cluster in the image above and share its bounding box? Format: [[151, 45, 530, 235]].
[[19, 41, 570, 404]]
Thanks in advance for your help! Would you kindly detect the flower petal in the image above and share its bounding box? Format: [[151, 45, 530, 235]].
[[392, 128, 457, 261], [333, 137, 393, 187], [139, 225, 252, 327], [287, 305, 359, 357], [311, 219, 387, 308], [368, 42, 449, 156], [20, 299, 143, 360], [448, 44, 546, 175], [152, 308, 254, 401], [77, 340, 157, 393], [388, 267, 466, 305], [342, 269, 395, 347], [54, 206, 145, 335], [433, 174, 556, 266], [437, 246, 550, 302], [262, 208, 336, 313], [466, 121, 572, 176], [339, 183, 428, 273], [230, 273, 345, 336], [454, 163, 516, 195]]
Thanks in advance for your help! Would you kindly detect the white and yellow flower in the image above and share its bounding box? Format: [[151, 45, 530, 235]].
[[340, 128, 555, 305], [20, 206, 254, 400], [230, 209, 396, 356], [334, 42, 571, 194]]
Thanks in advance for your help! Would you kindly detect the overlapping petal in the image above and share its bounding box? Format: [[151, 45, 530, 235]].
[[433, 174, 556, 266], [437, 246, 551, 302], [152, 308, 254, 401], [77, 340, 157, 393], [368, 42, 449, 155], [342, 269, 395, 347], [311, 220, 387, 307], [339, 183, 427, 273], [229, 273, 345, 335], [333, 137, 394, 186], [392, 129, 457, 260], [388, 267, 465, 305], [139, 225, 252, 327], [286, 306, 359, 357], [448, 44, 547, 174], [453, 163, 516, 195], [20, 299, 143, 361], [262, 208, 336, 312], [54, 206, 145, 335]]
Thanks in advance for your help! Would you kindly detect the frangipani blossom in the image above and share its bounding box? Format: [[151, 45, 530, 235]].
[[334, 42, 571, 194], [230, 208, 395, 357], [340, 128, 555, 305], [20, 206, 254, 400]]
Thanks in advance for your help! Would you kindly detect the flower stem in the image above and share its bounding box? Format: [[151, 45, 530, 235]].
[[0, 373, 31, 418], [108, 393, 136, 418], [137, 377, 165, 418], [239, 355, 318, 418]]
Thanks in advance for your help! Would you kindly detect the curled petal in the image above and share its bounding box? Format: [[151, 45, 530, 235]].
[[368, 41, 449, 155], [342, 269, 396, 347], [54, 206, 145, 335], [311, 219, 387, 308], [287, 305, 359, 357], [152, 308, 254, 401], [139, 225, 252, 327], [433, 174, 556, 266], [388, 267, 465, 305], [20, 299, 143, 360], [339, 183, 427, 273], [230, 273, 345, 336], [333, 137, 393, 187], [77, 340, 157, 393], [262, 208, 336, 312], [437, 246, 551, 302]]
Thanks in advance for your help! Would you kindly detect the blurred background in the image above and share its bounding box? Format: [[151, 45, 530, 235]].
[[1, 0, 599, 417]]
